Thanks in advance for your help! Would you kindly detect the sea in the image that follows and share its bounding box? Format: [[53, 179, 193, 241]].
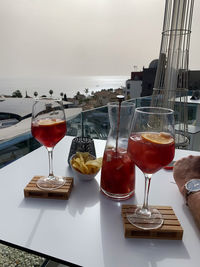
[[0, 75, 129, 98]]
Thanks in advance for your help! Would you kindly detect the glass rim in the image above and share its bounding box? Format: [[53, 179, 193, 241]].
[[135, 106, 174, 115], [34, 96, 62, 102]]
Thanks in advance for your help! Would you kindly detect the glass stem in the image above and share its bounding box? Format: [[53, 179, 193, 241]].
[[142, 173, 152, 212], [47, 147, 54, 179]]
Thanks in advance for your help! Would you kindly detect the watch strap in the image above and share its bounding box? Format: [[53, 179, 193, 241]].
[[185, 190, 192, 206], [184, 179, 200, 206]]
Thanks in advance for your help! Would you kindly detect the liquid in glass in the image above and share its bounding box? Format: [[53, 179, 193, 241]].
[[128, 132, 175, 174], [32, 118, 67, 148], [101, 148, 135, 200]]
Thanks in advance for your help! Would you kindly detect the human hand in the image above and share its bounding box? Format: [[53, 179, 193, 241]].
[[174, 155, 200, 230], [173, 155, 200, 194]]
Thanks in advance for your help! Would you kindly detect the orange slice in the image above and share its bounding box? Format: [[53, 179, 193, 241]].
[[38, 118, 63, 126], [141, 132, 174, 144]]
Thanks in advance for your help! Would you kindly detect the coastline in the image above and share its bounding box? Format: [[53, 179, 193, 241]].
[[0, 75, 129, 98]]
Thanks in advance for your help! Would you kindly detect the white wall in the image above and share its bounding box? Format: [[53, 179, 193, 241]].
[[125, 80, 142, 99]]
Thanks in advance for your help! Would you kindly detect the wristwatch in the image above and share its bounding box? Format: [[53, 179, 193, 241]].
[[184, 179, 200, 205]]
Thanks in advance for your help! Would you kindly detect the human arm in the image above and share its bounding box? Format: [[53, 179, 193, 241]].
[[173, 155, 200, 230]]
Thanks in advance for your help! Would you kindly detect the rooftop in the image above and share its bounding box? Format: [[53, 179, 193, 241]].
[[0, 98, 73, 119], [0, 98, 82, 144]]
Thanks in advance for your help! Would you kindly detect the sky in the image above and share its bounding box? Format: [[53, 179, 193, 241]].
[[0, 0, 199, 87]]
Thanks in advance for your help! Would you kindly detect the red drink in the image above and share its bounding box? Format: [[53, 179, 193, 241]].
[[128, 132, 175, 174], [100, 148, 135, 200], [31, 118, 66, 147]]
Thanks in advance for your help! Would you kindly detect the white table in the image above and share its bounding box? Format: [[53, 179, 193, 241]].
[[0, 136, 200, 267]]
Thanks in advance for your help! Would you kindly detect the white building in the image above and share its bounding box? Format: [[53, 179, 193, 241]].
[[124, 72, 143, 99]]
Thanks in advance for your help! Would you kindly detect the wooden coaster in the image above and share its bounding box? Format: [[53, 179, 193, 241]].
[[24, 176, 73, 200], [122, 205, 183, 240]]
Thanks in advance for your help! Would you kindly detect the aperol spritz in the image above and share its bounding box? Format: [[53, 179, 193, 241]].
[[127, 107, 175, 229], [31, 97, 67, 190]]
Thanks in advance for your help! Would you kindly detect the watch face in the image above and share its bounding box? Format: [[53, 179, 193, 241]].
[[186, 179, 200, 192]]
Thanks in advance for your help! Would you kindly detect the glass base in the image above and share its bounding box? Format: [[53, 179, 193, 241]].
[[127, 207, 163, 230], [36, 176, 66, 190], [101, 188, 135, 200]]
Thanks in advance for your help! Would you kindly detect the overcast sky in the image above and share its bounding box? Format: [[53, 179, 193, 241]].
[[0, 0, 199, 80]]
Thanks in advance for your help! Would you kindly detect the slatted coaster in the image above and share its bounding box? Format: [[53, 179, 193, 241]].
[[24, 176, 73, 200], [122, 205, 183, 240]]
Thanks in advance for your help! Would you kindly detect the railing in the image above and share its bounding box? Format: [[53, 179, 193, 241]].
[[0, 94, 199, 168]]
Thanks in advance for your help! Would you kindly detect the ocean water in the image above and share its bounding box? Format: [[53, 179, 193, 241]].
[[0, 75, 129, 98]]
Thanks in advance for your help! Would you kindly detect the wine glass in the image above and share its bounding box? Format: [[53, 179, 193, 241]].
[[31, 97, 67, 190], [127, 107, 175, 230]]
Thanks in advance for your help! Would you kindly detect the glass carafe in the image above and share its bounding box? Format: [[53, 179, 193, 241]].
[[100, 101, 135, 200]]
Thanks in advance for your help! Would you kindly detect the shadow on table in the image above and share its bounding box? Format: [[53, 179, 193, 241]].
[[19, 198, 68, 210], [18, 176, 99, 248], [18, 198, 68, 247], [100, 194, 189, 267], [67, 178, 99, 216], [181, 203, 200, 240]]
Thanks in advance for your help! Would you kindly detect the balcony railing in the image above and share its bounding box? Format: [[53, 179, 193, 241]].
[[0, 93, 199, 168]]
